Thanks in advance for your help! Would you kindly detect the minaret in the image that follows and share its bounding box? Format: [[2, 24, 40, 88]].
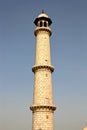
[[30, 11, 56, 130]]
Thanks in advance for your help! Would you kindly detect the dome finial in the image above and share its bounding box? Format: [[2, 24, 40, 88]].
[[42, 9, 45, 13]]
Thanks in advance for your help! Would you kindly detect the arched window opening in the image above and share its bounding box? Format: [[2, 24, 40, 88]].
[[40, 21, 42, 27], [44, 21, 47, 27]]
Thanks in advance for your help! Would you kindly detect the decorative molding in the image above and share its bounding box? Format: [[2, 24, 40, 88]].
[[34, 27, 52, 36], [32, 65, 54, 73], [30, 105, 56, 112]]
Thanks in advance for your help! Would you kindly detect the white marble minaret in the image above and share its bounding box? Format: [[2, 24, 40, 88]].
[[30, 11, 56, 130]]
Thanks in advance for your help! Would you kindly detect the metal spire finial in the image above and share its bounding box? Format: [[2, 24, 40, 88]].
[[42, 9, 45, 13]]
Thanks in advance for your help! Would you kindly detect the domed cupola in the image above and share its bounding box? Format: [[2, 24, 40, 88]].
[[34, 10, 52, 27]]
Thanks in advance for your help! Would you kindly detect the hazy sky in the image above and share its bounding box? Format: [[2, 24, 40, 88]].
[[0, 0, 87, 130]]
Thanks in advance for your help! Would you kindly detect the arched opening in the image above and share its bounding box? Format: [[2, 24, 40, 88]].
[[44, 21, 47, 27], [40, 21, 42, 27]]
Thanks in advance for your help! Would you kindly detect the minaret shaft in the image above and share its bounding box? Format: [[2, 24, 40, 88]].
[[30, 12, 56, 130], [35, 29, 51, 65], [33, 68, 53, 105]]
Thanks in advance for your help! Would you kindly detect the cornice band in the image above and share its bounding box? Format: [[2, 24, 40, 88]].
[[32, 65, 54, 73], [30, 105, 56, 112]]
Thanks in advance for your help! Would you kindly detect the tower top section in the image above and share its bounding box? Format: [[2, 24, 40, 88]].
[[38, 11, 48, 18], [34, 11, 52, 26]]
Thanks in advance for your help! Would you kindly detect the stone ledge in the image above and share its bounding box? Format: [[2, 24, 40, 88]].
[[32, 65, 54, 73], [30, 105, 56, 112]]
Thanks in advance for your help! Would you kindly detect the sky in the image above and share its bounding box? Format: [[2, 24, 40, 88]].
[[0, 0, 87, 130]]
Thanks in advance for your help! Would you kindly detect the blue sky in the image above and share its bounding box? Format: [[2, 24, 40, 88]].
[[0, 0, 87, 130]]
